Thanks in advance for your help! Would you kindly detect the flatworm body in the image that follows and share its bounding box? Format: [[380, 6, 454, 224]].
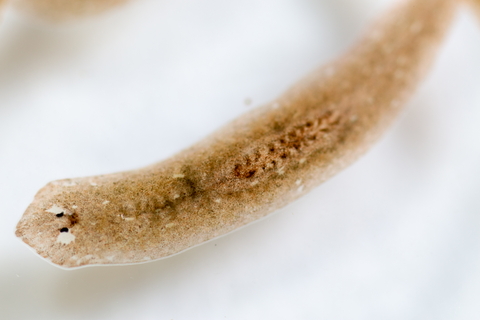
[[16, 0, 459, 268]]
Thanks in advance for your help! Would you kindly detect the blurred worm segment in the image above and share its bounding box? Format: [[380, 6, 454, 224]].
[[16, 0, 459, 268], [470, 0, 480, 18], [14, 0, 130, 21], [0, 0, 7, 14]]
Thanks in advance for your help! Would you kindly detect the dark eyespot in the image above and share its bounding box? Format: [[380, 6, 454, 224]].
[[56, 212, 64, 218], [60, 227, 69, 233]]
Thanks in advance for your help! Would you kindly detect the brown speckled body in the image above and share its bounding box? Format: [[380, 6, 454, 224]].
[[16, 0, 458, 268]]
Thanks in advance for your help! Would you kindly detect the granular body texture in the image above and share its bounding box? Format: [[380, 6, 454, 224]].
[[16, 0, 459, 268]]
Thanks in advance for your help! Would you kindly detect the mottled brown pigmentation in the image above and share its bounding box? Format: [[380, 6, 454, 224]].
[[68, 212, 79, 227], [16, 0, 459, 268], [232, 110, 343, 180]]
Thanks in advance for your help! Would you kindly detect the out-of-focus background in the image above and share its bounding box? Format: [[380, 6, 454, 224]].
[[1, 0, 480, 319]]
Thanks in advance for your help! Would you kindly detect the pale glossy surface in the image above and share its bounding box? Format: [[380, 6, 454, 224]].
[[1, 0, 480, 319]]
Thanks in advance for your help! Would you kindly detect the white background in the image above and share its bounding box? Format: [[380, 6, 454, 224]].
[[1, 0, 480, 319]]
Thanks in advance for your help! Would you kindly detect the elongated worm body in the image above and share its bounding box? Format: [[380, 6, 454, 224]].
[[14, 0, 129, 20], [16, 0, 459, 268]]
